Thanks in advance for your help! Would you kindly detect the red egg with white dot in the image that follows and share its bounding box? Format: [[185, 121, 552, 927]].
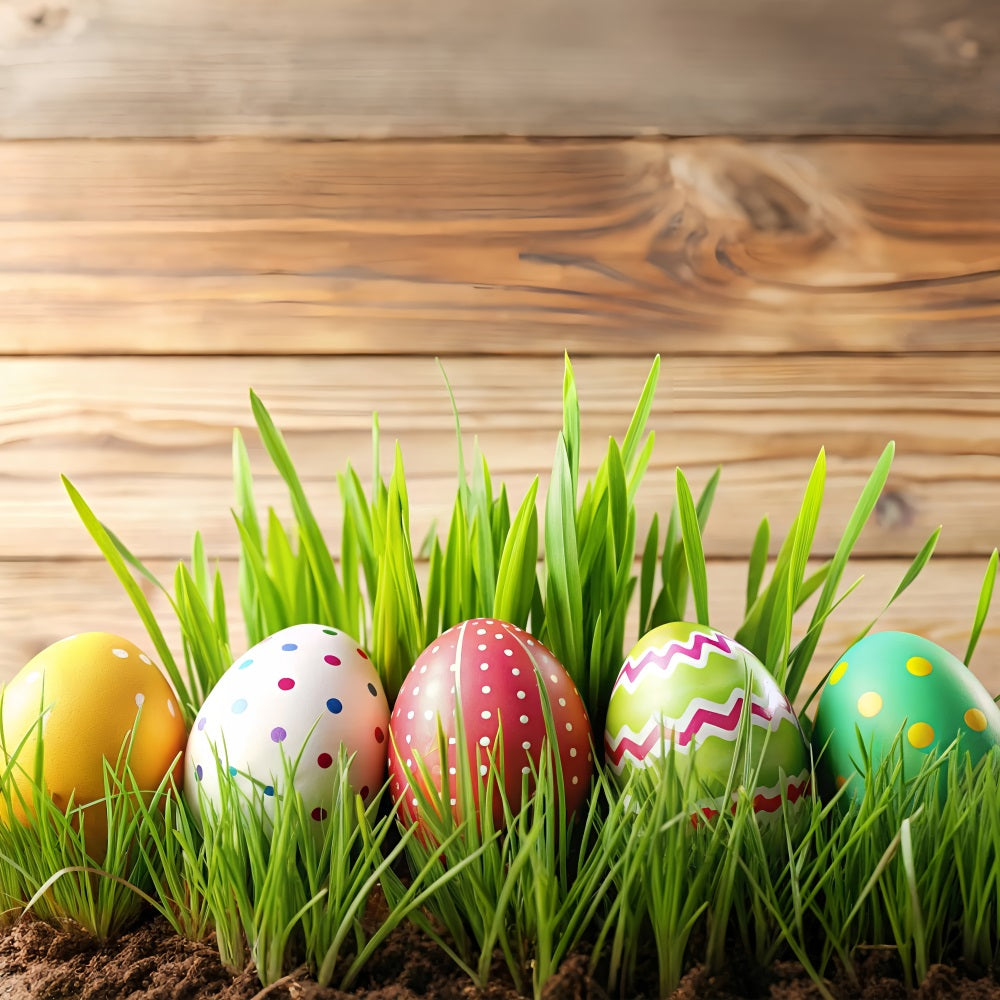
[[388, 618, 593, 826]]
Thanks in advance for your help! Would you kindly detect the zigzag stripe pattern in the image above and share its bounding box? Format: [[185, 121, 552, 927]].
[[692, 771, 812, 824], [604, 689, 801, 773], [615, 628, 733, 692]]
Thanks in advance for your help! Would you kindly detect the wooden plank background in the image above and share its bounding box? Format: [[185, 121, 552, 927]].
[[2, 138, 999, 701], [0, 1, 998, 138], [1, 4, 999, 705]]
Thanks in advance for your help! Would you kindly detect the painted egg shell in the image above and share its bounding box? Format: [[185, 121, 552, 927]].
[[811, 631, 1000, 799], [184, 623, 389, 826], [388, 618, 593, 827], [0, 633, 187, 853], [604, 622, 810, 818]]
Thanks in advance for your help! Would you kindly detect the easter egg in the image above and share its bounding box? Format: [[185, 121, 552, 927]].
[[184, 623, 389, 826], [388, 618, 593, 827], [811, 631, 1000, 798], [0, 632, 187, 853], [604, 622, 810, 818]]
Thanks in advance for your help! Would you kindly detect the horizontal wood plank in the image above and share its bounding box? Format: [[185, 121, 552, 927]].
[[2, 557, 996, 707], [1, 139, 1000, 356], [2, 355, 998, 563], [0, 1, 998, 138]]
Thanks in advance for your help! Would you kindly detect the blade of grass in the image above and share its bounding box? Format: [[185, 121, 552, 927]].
[[965, 548, 998, 666], [676, 468, 709, 626]]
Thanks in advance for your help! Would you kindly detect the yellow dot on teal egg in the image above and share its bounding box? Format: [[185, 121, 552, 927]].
[[964, 708, 988, 732], [906, 656, 932, 677], [857, 691, 883, 717], [907, 722, 934, 749], [830, 661, 848, 685]]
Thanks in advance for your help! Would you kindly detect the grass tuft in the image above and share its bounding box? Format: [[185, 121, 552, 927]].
[[49, 355, 1000, 995]]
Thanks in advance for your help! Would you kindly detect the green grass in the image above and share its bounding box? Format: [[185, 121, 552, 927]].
[[382, 695, 623, 999], [0, 702, 177, 941], [2, 353, 992, 995]]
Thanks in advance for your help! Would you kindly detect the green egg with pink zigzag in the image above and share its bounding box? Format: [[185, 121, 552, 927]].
[[604, 621, 810, 818]]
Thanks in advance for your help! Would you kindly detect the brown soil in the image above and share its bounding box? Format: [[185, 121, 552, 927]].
[[0, 915, 996, 1000]]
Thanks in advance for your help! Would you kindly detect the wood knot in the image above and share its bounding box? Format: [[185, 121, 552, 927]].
[[0, 2, 81, 43], [668, 141, 855, 239], [902, 18, 982, 69], [875, 490, 916, 530], [26, 4, 68, 30]]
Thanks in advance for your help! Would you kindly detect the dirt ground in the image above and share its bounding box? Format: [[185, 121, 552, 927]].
[[0, 913, 997, 1000]]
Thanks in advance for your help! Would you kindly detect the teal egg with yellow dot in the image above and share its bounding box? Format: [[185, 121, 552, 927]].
[[811, 631, 1000, 799]]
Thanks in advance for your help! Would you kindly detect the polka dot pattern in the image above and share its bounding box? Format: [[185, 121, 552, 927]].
[[906, 656, 933, 677], [812, 630, 1000, 802], [857, 692, 883, 718], [183, 623, 390, 828], [965, 708, 988, 732], [829, 661, 848, 685], [387, 618, 593, 829]]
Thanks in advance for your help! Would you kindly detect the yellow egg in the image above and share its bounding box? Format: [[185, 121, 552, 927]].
[[0, 633, 187, 852]]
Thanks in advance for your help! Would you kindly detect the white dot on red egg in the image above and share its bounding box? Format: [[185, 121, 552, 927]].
[[565, 722, 573, 732], [480, 663, 489, 671], [481, 710, 491, 719], [413, 686, 420, 695], [477, 628, 487, 635], [572, 776, 579, 785], [424, 710, 434, 720], [522, 740, 531, 750], [478, 644, 487, 651], [570, 748, 577, 757], [479, 736, 490, 747], [522, 766, 530, 774], [527, 639, 535, 646], [517, 690, 526, 699], [432, 645, 439, 653], [558, 698, 566, 707], [504, 649, 514, 657], [448, 737, 456, 745], [482, 685, 490, 694], [511, 668, 520, 676], [520, 714, 529, 724], [495, 633, 503, 639], [449, 766, 456, 775], [550, 673, 558, 683], [479, 764, 488, 776], [450, 797, 457, 805], [405, 735, 412, 744]]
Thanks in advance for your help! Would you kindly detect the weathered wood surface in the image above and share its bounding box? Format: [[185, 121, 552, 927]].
[[2, 557, 995, 699], [0, 1, 997, 138], [2, 355, 998, 563], [2, 140, 1000, 356]]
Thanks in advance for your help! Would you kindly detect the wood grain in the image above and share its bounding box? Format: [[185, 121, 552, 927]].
[[2, 355, 998, 564], [2, 140, 1000, 356], [3, 557, 996, 705], [0, 1, 997, 138]]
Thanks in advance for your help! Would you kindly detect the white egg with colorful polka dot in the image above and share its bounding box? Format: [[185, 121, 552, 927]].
[[183, 623, 389, 827]]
